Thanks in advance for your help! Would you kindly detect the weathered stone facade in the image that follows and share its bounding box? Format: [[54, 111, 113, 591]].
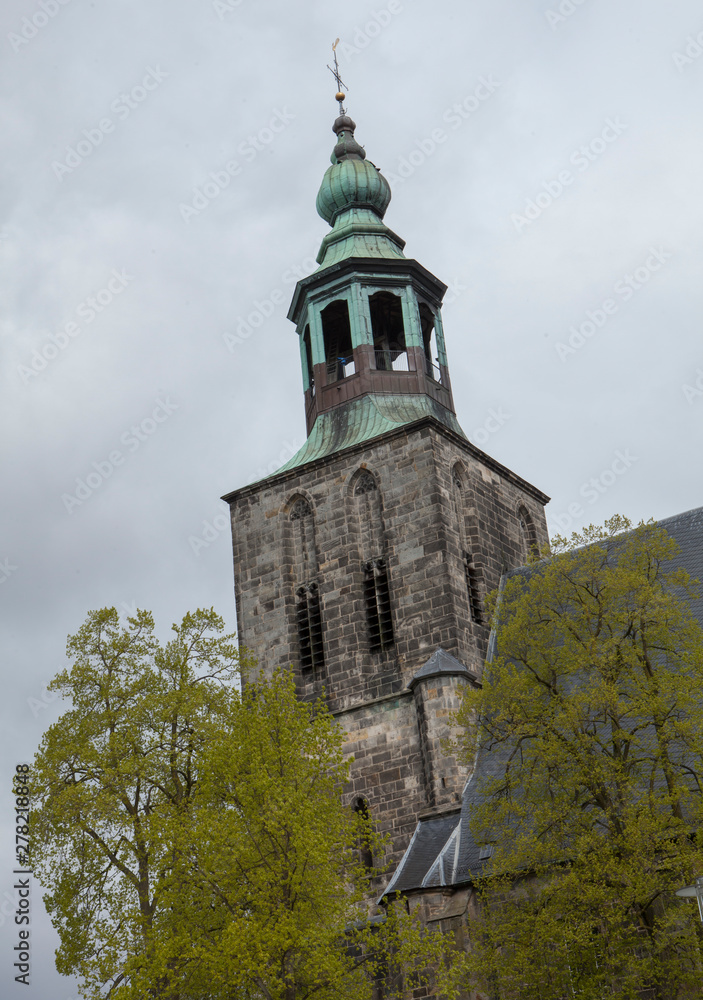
[[222, 103, 550, 909], [224, 418, 549, 870]]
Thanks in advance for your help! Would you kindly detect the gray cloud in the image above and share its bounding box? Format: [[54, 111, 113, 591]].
[[1, 0, 702, 993]]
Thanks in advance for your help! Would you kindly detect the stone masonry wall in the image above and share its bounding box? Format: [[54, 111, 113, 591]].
[[226, 417, 550, 870]]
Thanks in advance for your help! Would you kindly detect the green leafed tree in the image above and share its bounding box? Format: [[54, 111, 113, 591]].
[[450, 517, 703, 1000], [30, 607, 444, 1000]]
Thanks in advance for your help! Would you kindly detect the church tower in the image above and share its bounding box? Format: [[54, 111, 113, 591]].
[[223, 94, 550, 872]]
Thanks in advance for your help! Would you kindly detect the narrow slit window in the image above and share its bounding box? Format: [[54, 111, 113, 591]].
[[364, 558, 394, 651], [296, 582, 324, 670], [464, 552, 483, 625], [353, 798, 374, 873]]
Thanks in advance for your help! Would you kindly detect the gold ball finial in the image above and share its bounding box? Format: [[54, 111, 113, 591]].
[[336, 91, 346, 103]]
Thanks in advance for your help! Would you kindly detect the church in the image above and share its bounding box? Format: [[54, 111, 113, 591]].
[[221, 89, 703, 949], [221, 86, 549, 897]]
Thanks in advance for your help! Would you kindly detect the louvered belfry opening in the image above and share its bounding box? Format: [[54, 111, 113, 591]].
[[464, 552, 483, 625], [296, 582, 324, 671], [290, 498, 324, 671], [354, 472, 395, 653], [364, 558, 394, 652]]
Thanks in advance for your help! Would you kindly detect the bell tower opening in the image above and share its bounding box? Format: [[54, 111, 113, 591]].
[[321, 299, 354, 383], [419, 302, 441, 382], [302, 324, 314, 393], [369, 291, 407, 372]]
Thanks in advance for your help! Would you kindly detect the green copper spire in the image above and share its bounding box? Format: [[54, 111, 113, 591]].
[[280, 72, 461, 477], [315, 113, 406, 268]]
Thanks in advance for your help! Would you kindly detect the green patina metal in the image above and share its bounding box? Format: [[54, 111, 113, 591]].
[[315, 205, 406, 268], [275, 393, 466, 475], [314, 116, 405, 269], [266, 105, 462, 487]]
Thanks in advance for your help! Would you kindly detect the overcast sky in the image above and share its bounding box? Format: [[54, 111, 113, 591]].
[[1, 0, 702, 994]]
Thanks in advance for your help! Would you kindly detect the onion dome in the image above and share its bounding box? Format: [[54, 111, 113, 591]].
[[316, 115, 391, 226]]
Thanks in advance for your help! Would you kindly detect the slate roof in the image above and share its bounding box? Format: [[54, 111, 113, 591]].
[[383, 506, 703, 897], [409, 647, 475, 688]]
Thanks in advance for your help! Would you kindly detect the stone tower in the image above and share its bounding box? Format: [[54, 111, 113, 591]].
[[223, 104, 550, 873]]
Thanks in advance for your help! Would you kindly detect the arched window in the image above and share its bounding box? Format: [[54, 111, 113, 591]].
[[321, 299, 353, 383], [518, 505, 538, 560], [452, 465, 484, 625], [369, 291, 407, 372], [464, 553, 483, 625], [352, 471, 395, 652], [289, 498, 324, 671], [296, 582, 324, 671], [364, 558, 394, 651]]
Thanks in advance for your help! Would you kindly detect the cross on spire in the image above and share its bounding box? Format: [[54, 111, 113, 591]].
[[327, 39, 349, 113]]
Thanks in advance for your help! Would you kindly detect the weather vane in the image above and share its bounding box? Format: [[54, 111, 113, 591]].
[[327, 39, 349, 114]]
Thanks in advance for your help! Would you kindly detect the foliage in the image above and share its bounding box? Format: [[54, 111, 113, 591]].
[[30, 607, 443, 1000], [451, 516, 703, 1000]]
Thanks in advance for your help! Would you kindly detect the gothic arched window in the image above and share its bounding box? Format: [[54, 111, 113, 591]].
[[289, 498, 324, 671], [452, 465, 484, 625], [352, 471, 395, 652], [364, 558, 394, 652], [518, 505, 538, 560]]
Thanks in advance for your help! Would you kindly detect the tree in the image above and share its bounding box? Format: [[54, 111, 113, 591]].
[[451, 517, 703, 1000], [30, 607, 443, 1000]]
